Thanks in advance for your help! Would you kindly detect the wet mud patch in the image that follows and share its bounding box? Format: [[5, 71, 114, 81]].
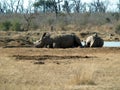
[[13, 55, 96, 61], [12, 55, 96, 64]]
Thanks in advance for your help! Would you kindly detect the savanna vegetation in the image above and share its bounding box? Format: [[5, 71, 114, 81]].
[[0, 0, 120, 90], [0, 0, 120, 43], [0, 0, 120, 33]]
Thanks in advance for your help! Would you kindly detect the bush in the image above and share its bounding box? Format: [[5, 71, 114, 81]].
[[0, 20, 23, 31], [115, 24, 120, 34], [11, 21, 21, 31], [0, 21, 12, 31], [105, 17, 111, 23], [31, 22, 39, 30]]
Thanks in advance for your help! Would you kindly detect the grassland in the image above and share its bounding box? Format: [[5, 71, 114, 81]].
[[0, 47, 120, 90], [0, 13, 120, 90]]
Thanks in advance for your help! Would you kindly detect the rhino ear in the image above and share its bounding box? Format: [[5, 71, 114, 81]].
[[42, 32, 47, 37], [41, 32, 50, 38], [93, 33, 98, 37]]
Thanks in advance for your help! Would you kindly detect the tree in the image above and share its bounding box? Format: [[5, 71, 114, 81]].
[[33, 0, 62, 16], [23, 13, 35, 31], [33, 0, 46, 12], [0, 0, 9, 13], [72, 0, 87, 13], [62, 0, 70, 14], [117, 0, 120, 12], [0, 2, 5, 13], [58, 0, 61, 12], [0, 0, 25, 13], [88, 0, 109, 13], [15, 0, 24, 13]]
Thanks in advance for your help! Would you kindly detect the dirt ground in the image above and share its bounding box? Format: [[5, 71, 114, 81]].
[[0, 47, 120, 90]]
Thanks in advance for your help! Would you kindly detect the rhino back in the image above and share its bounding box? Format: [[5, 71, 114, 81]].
[[92, 37, 104, 47], [52, 34, 74, 48]]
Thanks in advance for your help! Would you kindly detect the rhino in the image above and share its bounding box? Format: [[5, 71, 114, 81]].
[[84, 33, 104, 47], [34, 32, 83, 48]]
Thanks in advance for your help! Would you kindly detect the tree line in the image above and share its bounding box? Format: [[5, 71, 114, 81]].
[[0, 0, 120, 14]]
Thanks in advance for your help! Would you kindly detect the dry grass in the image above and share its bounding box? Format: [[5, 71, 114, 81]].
[[0, 48, 120, 90], [69, 64, 96, 85]]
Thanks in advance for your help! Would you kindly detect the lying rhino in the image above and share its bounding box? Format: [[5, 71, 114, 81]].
[[34, 32, 82, 48], [84, 33, 104, 47]]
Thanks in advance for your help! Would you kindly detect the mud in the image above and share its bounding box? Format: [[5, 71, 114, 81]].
[[13, 55, 95, 60], [13, 55, 96, 65]]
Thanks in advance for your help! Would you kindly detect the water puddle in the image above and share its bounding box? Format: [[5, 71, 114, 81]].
[[82, 41, 120, 47], [104, 41, 120, 47]]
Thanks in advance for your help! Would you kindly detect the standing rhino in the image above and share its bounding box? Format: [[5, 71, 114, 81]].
[[34, 32, 83, 48], [84, 33, 104, 47]]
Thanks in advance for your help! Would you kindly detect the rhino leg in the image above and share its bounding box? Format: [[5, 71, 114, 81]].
[[90, 40, 95, 47], [52, 42, 60, 48], [44, 44, 53, 48]]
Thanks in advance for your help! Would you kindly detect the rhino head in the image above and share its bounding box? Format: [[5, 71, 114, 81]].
[[34, 32, 51, 48]]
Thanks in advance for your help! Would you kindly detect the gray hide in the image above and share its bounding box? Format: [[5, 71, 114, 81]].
[[34, 32, 82, 48], [84, 33, 104, 47]]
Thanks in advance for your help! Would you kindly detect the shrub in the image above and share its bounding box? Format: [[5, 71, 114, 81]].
[[115, 24, 120, 34], [1, 21, 12, 31], [105, 17, 111, 23], [31, 23, 39, 30], [112, 13, 120, 21], [48, 18, 55, 26], [11, 21, 21, 31]]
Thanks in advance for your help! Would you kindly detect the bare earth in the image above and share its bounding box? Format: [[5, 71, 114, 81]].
[[0, 47, 120, 90]]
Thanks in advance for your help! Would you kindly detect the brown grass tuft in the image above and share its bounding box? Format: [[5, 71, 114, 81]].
[[69, 64, 96, 85]]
